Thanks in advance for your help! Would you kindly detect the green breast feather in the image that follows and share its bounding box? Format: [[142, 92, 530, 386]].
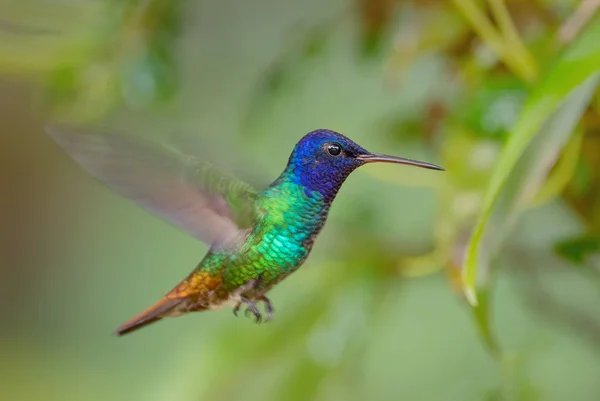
[[221, 180, 328, 289]]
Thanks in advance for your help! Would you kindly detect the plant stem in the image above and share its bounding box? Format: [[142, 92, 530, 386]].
[[559, 0, 600, 45], [488, 0, 538, 81], [451, 0, 537, 83]]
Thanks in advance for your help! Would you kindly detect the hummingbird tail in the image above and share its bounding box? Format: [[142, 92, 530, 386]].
[[114, 297, 188, 336]]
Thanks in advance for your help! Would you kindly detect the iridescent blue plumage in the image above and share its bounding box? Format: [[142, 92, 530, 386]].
[[282, 129, 369, 202], [46, 126, 444, 335]]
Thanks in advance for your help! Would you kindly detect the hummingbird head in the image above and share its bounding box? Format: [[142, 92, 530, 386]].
[[284, 129, 443, 202]]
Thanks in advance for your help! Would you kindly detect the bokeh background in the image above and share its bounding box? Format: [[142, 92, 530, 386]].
[[2, 1, 600, 400]]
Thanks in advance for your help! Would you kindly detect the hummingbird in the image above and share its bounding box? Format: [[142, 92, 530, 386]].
[[46, 126, 443, 336]]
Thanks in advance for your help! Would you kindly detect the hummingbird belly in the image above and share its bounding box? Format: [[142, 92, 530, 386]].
[[220, 224, 320, 298], [203, 181, 329, 305]]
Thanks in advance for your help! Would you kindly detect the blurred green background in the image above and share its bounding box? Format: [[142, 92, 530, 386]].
[[2, 0, 600, 400]]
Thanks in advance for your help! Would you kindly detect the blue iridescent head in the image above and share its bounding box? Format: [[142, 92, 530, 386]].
[[281, 129, 443, 202]]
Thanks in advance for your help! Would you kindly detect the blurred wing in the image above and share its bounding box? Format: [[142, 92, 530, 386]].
[[167, 129, 273, 193], [46, 125, 262, 247]]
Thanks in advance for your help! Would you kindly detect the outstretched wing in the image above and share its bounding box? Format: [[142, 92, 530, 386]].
[[46, 125, 263, 248]]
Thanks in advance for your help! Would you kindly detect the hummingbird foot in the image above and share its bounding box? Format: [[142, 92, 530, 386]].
[[258, 296, 274, 322], [232, 295, 274, 323], [239, 296, 262, 323], [232, 277, 260, 318], [232, 274, 273, 323]]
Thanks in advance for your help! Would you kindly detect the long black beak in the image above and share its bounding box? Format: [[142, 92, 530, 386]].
[[356, 153, 444, 171]]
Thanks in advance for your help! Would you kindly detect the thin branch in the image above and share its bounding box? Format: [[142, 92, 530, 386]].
[[558, 0, 600, 45], [488, 0, 538, 81], [452, 0, 537, 83]]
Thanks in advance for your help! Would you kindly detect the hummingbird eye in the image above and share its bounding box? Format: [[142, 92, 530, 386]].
[[326, 143, 342, 156]]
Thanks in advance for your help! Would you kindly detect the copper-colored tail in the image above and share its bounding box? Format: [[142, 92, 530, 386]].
[[114, 297, 184, 336]]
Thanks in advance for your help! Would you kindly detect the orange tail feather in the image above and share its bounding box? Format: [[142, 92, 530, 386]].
[[114, 297, 185, 336]]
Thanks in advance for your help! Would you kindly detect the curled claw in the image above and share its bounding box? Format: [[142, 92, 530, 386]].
[[232, 295, 274, 323], [259, 296, 274, 322], [241, 296, 262, 323], [233, 301, 242, 317], [244, 307, 262, 324], [232, 275, 273, 323]]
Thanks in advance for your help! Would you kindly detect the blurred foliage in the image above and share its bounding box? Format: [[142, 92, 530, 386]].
[[3, 0, 600, 401], [0, 0, 184, 122]]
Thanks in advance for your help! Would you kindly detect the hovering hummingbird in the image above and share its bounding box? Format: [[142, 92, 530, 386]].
[[46, 127, 443, 336]]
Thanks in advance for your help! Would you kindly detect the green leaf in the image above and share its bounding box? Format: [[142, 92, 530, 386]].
[[469, 77, 600, 352], [555, 234, 600, 265], [461, 15, 600, 353], [529, 127, 584, 207]]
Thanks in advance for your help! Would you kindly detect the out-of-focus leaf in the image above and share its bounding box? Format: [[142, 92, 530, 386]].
[[461, 14, 600, 353], [401, 251, 443, 277], [529, 127, 584, 207], [563, 128, 600, 231], [45, 61, 122, 123], [432, 129, 501, 297], [451, 0, 538, 83], [120, 0, 183, 108], [468, 76, 600, 353], [460, 76, 527, 140], [386, 2, 469, 74], [1, 0, 183, 122], [555, 234, 600, 265]]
